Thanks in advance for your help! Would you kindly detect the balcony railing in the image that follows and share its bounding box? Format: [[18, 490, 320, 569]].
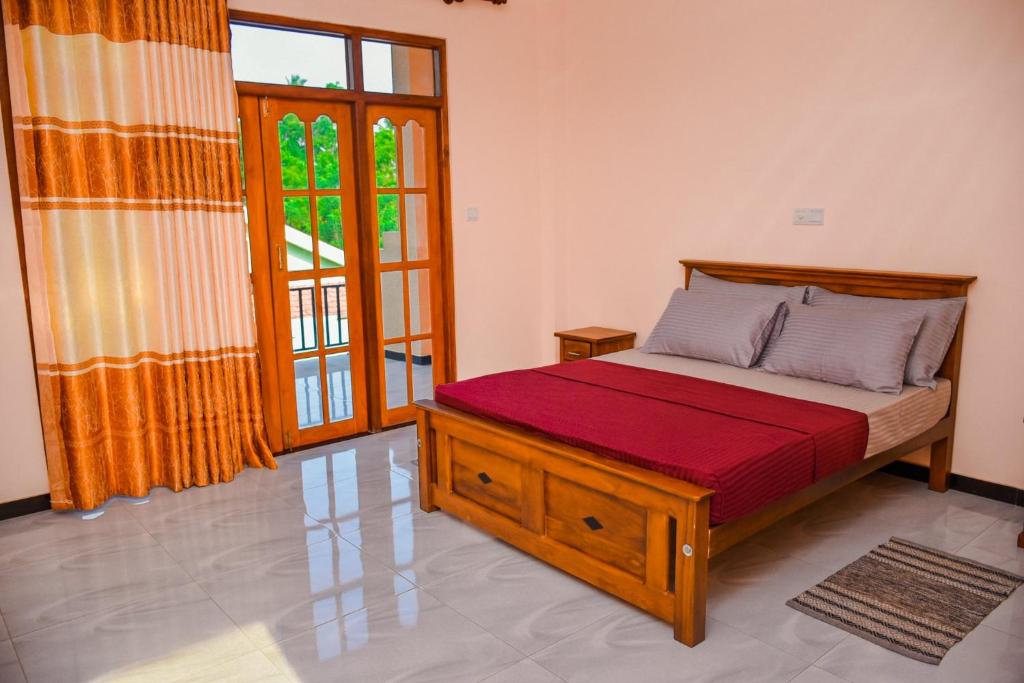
[[290, 283, 347, 352]]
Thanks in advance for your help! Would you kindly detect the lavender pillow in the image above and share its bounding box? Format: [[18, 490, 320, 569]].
[[806, 287, 965, 388], [689, 269, 808, 307], [759, 306, 925, 394], [643, 290, 787, 368]]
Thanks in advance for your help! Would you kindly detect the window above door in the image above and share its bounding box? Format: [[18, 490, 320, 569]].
[[230, 17, 441, 98], [230, 23, 350, 89]]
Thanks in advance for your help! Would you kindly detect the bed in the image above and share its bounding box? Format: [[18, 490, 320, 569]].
[[415, 260, 976, 647]]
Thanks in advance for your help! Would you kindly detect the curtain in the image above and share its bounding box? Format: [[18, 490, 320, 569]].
[[2, 0, 276, 510]]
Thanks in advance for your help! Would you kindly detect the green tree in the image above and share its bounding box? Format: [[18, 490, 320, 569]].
[[276, 76, 399, 252], [373, 119, 399, 240]]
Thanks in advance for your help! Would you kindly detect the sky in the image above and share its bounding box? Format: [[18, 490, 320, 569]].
[[230, 23, 395, 92]]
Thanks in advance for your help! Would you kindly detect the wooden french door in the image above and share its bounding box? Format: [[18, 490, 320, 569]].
[[249, 96, 368, 447], [366, 105, 446, 427], [240, 93, 452, 449]]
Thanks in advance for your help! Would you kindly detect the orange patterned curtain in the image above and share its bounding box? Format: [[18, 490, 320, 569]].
[[2, 0, 276, 510]]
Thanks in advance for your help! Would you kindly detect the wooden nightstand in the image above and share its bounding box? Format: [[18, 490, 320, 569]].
[[555, 327, 636, 362]]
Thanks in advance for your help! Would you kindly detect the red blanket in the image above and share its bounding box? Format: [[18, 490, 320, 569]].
[[434, 359, 868, 524]]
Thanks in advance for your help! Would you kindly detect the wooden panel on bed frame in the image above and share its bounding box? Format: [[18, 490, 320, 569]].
[[415, 260, 976, 648]]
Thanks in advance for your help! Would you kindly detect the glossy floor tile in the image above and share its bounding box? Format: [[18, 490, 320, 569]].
[[0, 542, 193, 637], [814, 622, 1024, 683], [0, 638, 25, 683], [341, 505, 513, 588], [199, 537, 417, 647], [483, 658, 562, 682], [789, 666, 848, 683], [707, 542, 847, 662], [532, 611, 808, 682], [0, 425, 1020, 682], [424, 549, 622, 654], [262, 590, 521, 683], [0, 505, 150, 572], [175, 651, 290, 683], [12, 584, 255, 682]]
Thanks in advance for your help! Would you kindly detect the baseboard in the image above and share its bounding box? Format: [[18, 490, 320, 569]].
[[881, 461, 1024, 507], [0, 493, 50, 521]]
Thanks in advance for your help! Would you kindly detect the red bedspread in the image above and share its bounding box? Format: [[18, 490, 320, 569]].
[[434, 359, 869, 524]]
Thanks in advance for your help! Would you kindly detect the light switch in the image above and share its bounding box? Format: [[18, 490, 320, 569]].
[[793, 208, 824, 225], [466, 206, 480, 222]]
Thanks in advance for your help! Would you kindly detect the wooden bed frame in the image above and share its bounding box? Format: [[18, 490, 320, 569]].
[[415, 261, 976, 647]]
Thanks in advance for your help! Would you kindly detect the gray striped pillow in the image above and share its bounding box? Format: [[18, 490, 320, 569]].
[[643, 290, 787, 368], [689, 269, 808, 306], [759, 306, 925, 394], [806, 287, 966, 388]]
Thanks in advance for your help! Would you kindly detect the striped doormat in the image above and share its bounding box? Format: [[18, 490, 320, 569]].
[[787, 537, 1023, 664]]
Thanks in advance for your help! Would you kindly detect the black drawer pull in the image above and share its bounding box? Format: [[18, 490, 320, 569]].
[[583, 516, 603, 531], [477, 472, 493, 485]]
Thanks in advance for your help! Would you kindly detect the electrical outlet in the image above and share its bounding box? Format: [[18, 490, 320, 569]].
[[793, 208, 824, 225], [466, 206, 480, 222]]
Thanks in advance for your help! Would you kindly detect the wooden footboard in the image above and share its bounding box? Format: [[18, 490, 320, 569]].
[[416, 400, 714, 646]]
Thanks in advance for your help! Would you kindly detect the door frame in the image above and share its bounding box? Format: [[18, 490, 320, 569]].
[[234, 11, 457, 450]]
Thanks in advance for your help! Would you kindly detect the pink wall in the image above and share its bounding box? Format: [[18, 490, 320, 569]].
[[542, 0, 1024, 488]]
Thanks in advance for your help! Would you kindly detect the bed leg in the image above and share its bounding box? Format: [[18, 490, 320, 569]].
[[416, 409, 439, 513], [674, 498, 710, 647], [928, 437, 952, 493]]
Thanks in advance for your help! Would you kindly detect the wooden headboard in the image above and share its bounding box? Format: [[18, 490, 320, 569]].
[[680, 260, 977, 417]]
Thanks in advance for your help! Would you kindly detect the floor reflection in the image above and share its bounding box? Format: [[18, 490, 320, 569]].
[[295, 357, 433, 428]]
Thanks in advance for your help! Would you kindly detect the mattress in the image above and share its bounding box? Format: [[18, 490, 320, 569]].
[[435, 359, 869, 524], [601, 349, 951, 457]]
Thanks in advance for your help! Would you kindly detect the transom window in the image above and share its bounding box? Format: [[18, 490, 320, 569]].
[[230, 22, 440, 96], [230, 23, 350, 89]]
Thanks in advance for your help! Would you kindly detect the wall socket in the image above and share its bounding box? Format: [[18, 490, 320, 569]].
[[793, 208, 824, 225], [466, 206, 480, 222]]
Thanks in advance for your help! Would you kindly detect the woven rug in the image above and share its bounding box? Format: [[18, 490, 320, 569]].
[[787, 537, 1023, 664]]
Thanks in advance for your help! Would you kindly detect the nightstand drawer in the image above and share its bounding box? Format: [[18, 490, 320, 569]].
[[562, 339, 592, 361], [555, 327, 635, 363]]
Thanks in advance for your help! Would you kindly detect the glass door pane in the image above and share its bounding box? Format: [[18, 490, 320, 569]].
[[326, 352, 354, 422], [321, 276, 349, 347], [384, 342, 410, 410], [289, 279, 318, 351], [294, 357, 324, 428], [368, 105, 442, 425]]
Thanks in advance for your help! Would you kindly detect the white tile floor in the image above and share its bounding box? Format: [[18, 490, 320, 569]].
[[0, 426, 1021, 682]]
